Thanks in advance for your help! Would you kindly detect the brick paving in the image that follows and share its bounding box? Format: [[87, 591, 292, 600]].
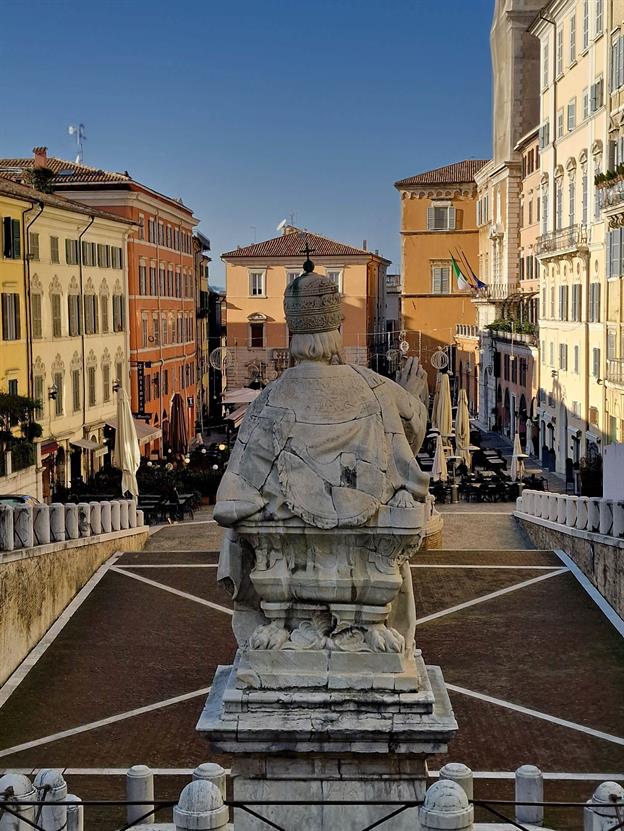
[[0, 505, 622, 830]]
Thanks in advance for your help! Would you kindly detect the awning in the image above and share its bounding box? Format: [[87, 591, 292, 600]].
[[70, 438, 105, 452], [226, 404, 248, 429], [105, 417, 162, 446], [223, 388, 261, 405], [40, 441, 59, 456]]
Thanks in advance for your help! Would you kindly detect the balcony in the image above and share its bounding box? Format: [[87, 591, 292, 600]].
[[385, 274, 401, 290], [455, 324, 479, 338], [474, 282, 520, 301], [536, 224, 589, 258], [606, 358, 624, 386]]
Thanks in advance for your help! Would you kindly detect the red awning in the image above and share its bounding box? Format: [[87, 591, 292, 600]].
[[41, 441, 59, 456]]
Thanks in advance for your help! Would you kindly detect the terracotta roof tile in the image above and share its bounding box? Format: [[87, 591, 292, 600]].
[[222, 230, 388, 261], [394, 159, 489, 188], [0, 156, 130, 184]]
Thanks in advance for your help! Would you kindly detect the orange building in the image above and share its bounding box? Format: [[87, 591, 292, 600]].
[[394, 160, 488, 387], [0, 148, 199, 457], [222, 227, 389, 389]]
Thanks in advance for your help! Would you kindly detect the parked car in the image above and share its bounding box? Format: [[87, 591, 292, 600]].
[[0, 494, 40, 507]]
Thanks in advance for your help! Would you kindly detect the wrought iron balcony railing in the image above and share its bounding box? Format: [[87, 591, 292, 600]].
[[606, 358, 624, 386], [536, 224, 588, 257]]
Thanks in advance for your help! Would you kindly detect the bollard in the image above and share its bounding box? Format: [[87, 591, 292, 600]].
[[576, 497, 589, 530], [588, 498, 601, 533], [49, 503, 65, 542], [557, 495, 567, 525], [13, 505, 34, 550], [193, 763, 227, 800], [64, 795, 83, 831], [0, 773, 36, 831], [0, 505, 15, 552], [33, 769, 67, 831], [65, 504, 79, 540], [89, 501, 102, 535], [136, 508, 145, 527], [100, 501, 112, 533], [119, 499, 129, 530], [599, 500, 613, 536], [110, 500, 121, 532], [585, 781, 624, 831], [515, 764, 544, 826], [127, 499, 137, 529], [613, 502, 624, 538], [33, 504, 51, 546], [565, 495, 578, 528], [174, 780, 229, 831], [126, 765, 155, 826], [439, 762, 473, 801], [77, 503, 91, 538], [419, 780, 474, 831]]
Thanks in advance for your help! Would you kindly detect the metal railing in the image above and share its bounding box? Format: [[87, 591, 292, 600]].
[[598, 179, 624, 212], [607, 358, 624, 386], [536, 223, 589, 257]]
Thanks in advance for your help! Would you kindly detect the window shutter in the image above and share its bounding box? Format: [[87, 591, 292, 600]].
[[448, 207, 456, 230], [427, 207, 435, 230], [1, 294, 7, 340], [11, 220, 20, 258], [65, 239, 71, 264], [32, 294, 42, 338]]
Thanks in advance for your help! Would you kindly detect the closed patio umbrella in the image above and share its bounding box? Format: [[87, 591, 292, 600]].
[[431, 371, 441, 428], [169, 392, 189, 456], [525, 418, 535, 456], [112, 387, 140, 498], [455, 389, 472, 467], [510, 432, 525, 482], [436, 372, 453, 438], [432, 433, 448, 482]]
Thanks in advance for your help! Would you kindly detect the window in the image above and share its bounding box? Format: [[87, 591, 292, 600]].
[[549, 342, 554, 367], [556, 180, 563, 230], [557, 108, 564, 139], [608, 329, 617, 359], [611, 37, 624, 91], [249, 271, 265, 296], [152, 313, 159, 344], [161, 315, 167, 345], [142, 313, 148, 347], [556, 27, 564, 76], [150, 264, 157, 295], [68, 294, 82, 336], [100, 294, 109, 333], [287, 270, 299, 285], [87, 366, 96, 407], [427, 205, 456, 231], [97, 244, 110, 268], [569, 177, 575, 226], [29, 232, 39, 261], [574, 345, 580, 373], [539, 119, 550, 149], [582, 171, 588, 223], [102, 364, 111, 403], [608, 227, 623, 277], [84, 294, 98, 334], [138, 215, 144, 241], [159, 265, 165, 295], [250, 322, 264, 348], [326, 269, 343, 292], [431, 265, 451, 294], [158, 223, 164, 246], [528, 198, 533, 225], [148, 218, 156, 243], [591, 76, 604, 112], [583, 0, 589, 50], [558, 285, 569, 320], [81, 241, 96, 266], [589, 282, 601, 321], [2, 217, 20, 259], [559, 343, 568, 370], [51, 293, 62, 337], [571, 284, 582, 321], [50, 236, 59, 264], [582, 88, 589, 120], [542, 39, 549, 87], [111, 247, 123, 269], [595, 0, 603, 35], [550, 285, 555, 317], [567, 99, 576, 132], [53, 371, 63, 416], [592, 347, 601, 377], [139, 263, 147, 295], [569, 14, 576, 63], [32, 293, 42, 339], [34, 375, 44, 419], [71, 369, 81, 412], [112, 294, 124, 332], [65, 239, 79, 265], [1, 293, 20, 340]]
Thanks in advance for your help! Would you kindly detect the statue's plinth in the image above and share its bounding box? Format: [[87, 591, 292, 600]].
[[198, 651, 457, 830]]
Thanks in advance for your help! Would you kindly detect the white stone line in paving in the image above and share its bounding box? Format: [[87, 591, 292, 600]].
[[554, 549, 624, 639], [446, 683, 624, 747], [415, 568, 568, 626], [111, 566, 233, 615], [118, 564, 219, 569], [410, 564, 560, 570], [0, 551, 124, 711], [0, 687, 212, 759]]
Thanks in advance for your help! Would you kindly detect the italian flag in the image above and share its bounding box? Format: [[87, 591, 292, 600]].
[[451, 255, 471, 291]]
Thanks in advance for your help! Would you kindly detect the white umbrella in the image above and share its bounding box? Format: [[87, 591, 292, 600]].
[[455, 389, 472, 466], [525, 418, 534, 456], [510, 432, 525, 482], [431, 371, 441, 428], [112, 387, 140, 498], [436, 373, 453, 437], [432, 433, 448, 482]]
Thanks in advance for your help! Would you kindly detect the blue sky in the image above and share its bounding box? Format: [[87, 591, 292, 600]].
[[0, 0, 493, 284]]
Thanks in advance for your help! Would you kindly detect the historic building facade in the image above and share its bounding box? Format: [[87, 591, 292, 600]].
[[222, 227, 389, 390]]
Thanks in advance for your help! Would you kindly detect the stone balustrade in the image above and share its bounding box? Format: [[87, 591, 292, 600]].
[[517, 490, 624, 541], [0, 500, 146, 553]]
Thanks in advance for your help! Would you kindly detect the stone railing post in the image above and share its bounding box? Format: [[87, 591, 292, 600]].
[[587, 498, 601, 533], [64, 795, 83, 831], [174, 781, 229, 831], [33, 504, 51, 546], [77, 503, 91, 538], [599, 500, 613, 536], [576, 497, 589, 530], [136, 509, 145, 527], [557, 495, 567, 525], [33, 769, 67, 831], [193, 763, 227, 800], [565, 496, 578, 528], [548, 494, 559, 523], [65, 504, 79, 540], [100, 501, 112, 533], [523, 491, 534, 515], [515, 764, 544, 826], [119, 499, 129, 530], [0, 505, 15, 552], [89, 502, 102, 535], [50, 503, 65, 542], [533, 492, 543, 518], [584, 781, 624, 831], [126, 765, 155, 826], [127, 499, 137, 529], [110, 500, 121, 532], [13, 505, 34, 550], [612, 502, 624, 538], [439, 763, 474, 800], [420, 780, 474, 831], [0, 773, 37, 831]]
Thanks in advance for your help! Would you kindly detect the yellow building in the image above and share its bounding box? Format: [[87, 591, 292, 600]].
[[0, 180, 29, 397], [222, 226, 389, 389], [394, 160, 487, 388]]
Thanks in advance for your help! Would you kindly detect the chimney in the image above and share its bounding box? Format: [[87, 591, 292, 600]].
[[362, 240, 367, 250], [33, 146, 48, 168]]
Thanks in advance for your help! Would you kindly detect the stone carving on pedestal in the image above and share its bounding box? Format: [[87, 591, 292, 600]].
[[198, 265, 457, 830]]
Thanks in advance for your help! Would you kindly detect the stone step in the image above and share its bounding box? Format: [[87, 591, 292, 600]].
[[440, 512, 532, 550], [415, 548, 562, 567]]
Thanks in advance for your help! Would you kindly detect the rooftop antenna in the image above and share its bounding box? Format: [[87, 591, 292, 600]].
[[68, 123, 86, 164], [289, 211, 296, 226]]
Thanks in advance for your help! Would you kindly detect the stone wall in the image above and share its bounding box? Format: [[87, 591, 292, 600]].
[[0, 527, 148, 685]]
